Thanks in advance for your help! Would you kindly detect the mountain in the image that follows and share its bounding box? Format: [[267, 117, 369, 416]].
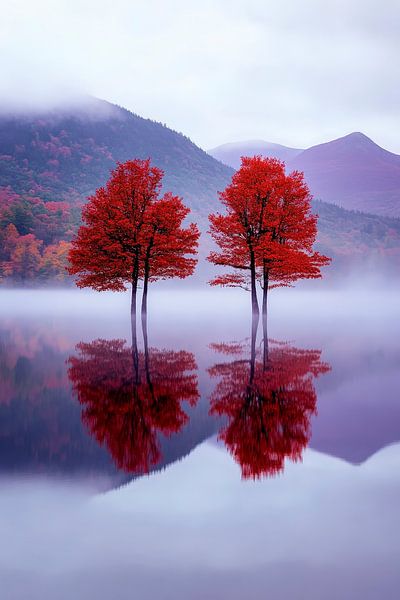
[[211, 132, 400, 218], [0, 321, 218, 486], [208, 139, 302, 169], [0, 96, 232, 214], [289, 132, 400, 217], [1, 98, 400, 283]]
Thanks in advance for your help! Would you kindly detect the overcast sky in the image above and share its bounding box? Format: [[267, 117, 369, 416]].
[[1, 0, 399, 152]]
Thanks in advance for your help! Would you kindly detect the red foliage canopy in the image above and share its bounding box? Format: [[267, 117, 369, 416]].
[[68, 159, 199, 310], [141, 192, 199, 283], [208, 156, 330, 313]]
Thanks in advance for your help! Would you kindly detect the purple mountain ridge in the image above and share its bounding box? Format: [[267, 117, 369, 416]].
[[290, 132, 400, 217], [209, 132, 400, 218], [208, 140, 303, 169]]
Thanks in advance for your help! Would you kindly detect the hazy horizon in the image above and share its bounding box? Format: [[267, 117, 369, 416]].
[[1, 0, 400, 153]]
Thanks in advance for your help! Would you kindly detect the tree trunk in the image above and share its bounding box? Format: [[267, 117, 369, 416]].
[[141, 312, 153, 392], [131, 276, 138, 314], [262, 312, 269, 370], [131, 249, 139, 353], [130, 311, 139, 384], [141, 299, 149, 369], [250, 249, 259, 317], [131, 277, 138, 347], [141, 260, 150, 318], [250, 311, 259, 382], [262, 262, 269, 318], [141, 238, 153, 319]]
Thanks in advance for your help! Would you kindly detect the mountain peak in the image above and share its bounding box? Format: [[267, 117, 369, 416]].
[[289, 131, 400, 217], [208, 140, 303, 169], [344, 131, 372, 142]]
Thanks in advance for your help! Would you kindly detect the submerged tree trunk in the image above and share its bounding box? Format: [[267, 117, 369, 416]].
[[131, 250, 139, 351], [131, 277, 138, 350], [262, 311, 269, 370], [141, 240, 153, 319], [141, 312, 154, 396], [141, 261, 150, 318], [130, 311, 139, 384], [262, 262, 269, 318], [141, 299, 149, 371], [250, 310, 259, 382], [250, 249, 259, 317]]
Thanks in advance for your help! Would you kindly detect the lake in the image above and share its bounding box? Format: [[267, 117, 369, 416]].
[[0, 287, 399, 599]]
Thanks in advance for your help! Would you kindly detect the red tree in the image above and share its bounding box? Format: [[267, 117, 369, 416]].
[[140, 192, 199, 316], [208, 324, 330, 479], [208, 156, 330, 315], [67, 337, 199, 474], [256, 170, 330, 314], [68, 159, 199, 320]]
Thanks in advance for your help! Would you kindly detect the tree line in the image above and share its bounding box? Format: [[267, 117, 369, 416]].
[[0, 189, 75, 283]]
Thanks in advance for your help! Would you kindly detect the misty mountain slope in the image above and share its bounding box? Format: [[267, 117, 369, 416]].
[[195, 198, 400, 285], [289, 132, 400, 217], [208, 140, 303, 169], [312, 200, 400, 275], [0, 97, 233, 212], [210, 132, 400, 218], [1, 97, 400, 281]]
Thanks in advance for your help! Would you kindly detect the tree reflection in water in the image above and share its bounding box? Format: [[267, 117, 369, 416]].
[[67, 319, 199, 474], [209, 317, 330, 479]]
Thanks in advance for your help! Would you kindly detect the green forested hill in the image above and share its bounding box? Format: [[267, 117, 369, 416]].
[[0, 97, 232, 211], [1, 97, 400, 284]]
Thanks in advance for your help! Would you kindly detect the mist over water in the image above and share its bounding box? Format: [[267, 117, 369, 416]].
[[0, 286, 399, 598]]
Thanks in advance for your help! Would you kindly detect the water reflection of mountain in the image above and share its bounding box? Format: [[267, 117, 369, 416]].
[[1, 318, 400, 481], [0, 324, 218, 487], [68, 337, 206, 475], [310, 345, 400, 463]]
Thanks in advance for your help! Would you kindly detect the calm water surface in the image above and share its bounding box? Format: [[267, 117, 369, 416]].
[[0, 288, 399, 599]]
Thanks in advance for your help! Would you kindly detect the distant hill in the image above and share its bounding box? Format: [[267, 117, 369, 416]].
[[312, 200, 400, 277], [289, 132, 400, 217], [0, 96, 232, 214], [208, 140, 302, 169], [210, 132, 400, 218], [1, 99, 400, 284]]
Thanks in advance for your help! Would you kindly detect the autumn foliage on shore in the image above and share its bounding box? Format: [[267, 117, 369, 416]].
[[1, 154, 331, 302], [0, 188, 74, 283]]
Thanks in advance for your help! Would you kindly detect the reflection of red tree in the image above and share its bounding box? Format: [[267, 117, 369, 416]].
[[209, 335, 330, 479], [67, 339, 199, 474]]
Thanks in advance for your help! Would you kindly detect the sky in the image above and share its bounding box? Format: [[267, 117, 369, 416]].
[[1, 0, 399, 152]]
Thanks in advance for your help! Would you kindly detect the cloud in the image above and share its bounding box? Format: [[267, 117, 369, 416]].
[[0, 0, 399, 151]]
